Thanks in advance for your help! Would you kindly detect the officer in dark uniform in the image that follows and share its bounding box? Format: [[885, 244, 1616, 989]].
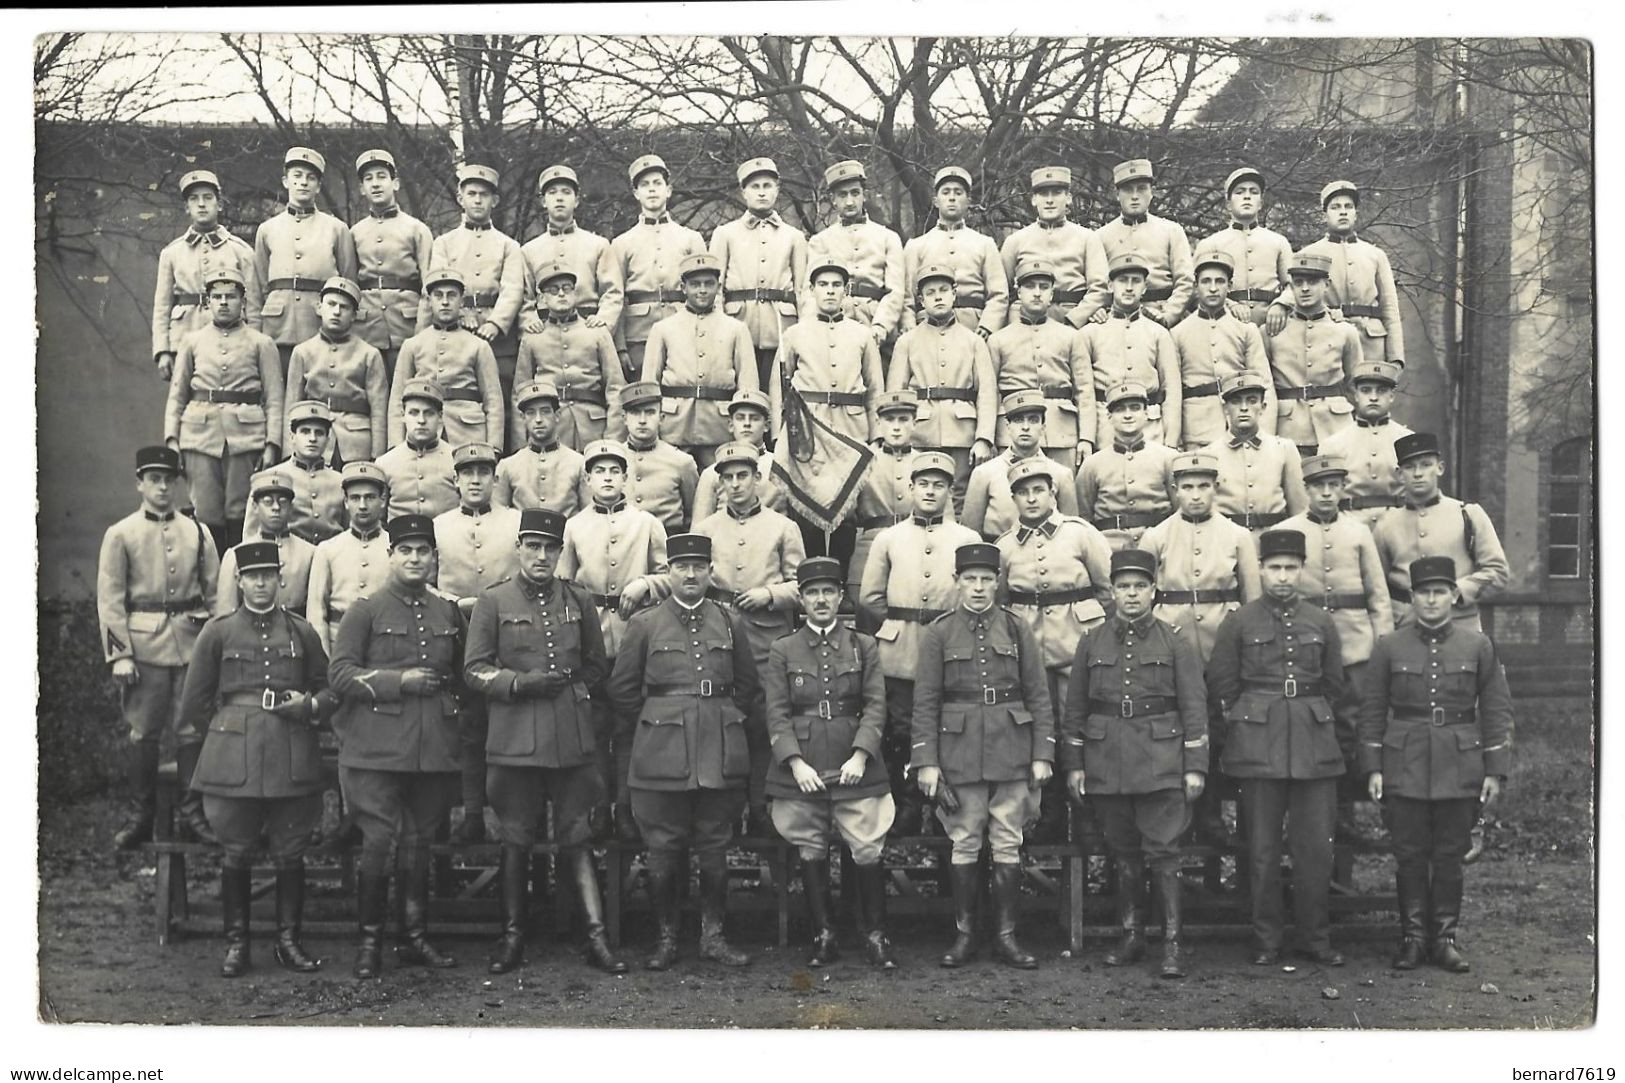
[[607, 533, 765, 969], [763, 557, 896, 969], [328, 513, 466, 978], [464, 508, 625, 974], [1359, 556, 1514, 972], [1207, 528, 1349, 966], [180, 541, 336, 977], [1061, 548, 1208, 979]]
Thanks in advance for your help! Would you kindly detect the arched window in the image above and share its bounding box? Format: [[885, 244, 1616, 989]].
[[1547, 436, 1589, 580]]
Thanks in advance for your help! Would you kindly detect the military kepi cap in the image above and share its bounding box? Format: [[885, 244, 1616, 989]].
[[678, 252, 721, 280], [400, 377, 445, 407], [341, 461, 388, 491], [287, 400, 334, 429], [1110, 548, 1158, 582], [452, 442, 499, 471], [320, 276, 361, 306], [355, 148, 397, 176], [535, 260, 576, 288], [204, 267, 247, 291], [1169, 451, 1220, 478], [628, 154, 669, 186], [737, 157, 779, 186], [1194, 252, 1235, 279], [423, 267, 467, 293], [518, 508, 567, 541], [284, 147, 326, 175], [1299, 454, 1349, 482], [1409, 555, 1458, 589], [797, 556, 845, 589], [515, 380, 561, 409], [823, 160, 866, 188], [233, 541, 281, 574], [1001, 388, 1048, 418], [179, 170, 220, 196], [1321, 179, 1360, 207], [955, 542, 1001, 573], [620, 381, 662, 409], [1225, 166, 1265, 194], [456, 163, 501, 189], [1113, 159, 1155, 186], [727, 389, 771, 416], [582, 439, 628, 470], [1220, 370, 1271, 400], [933, 165, 973, 191], [249, 469, 295, 499], [1288, 252, 1333, 279], [1394, 432, 1442, 464], [712, 442, 761, 473], [809, 259, 850, 284], [538, 164, 580, 193], [1105, 381, 1149, 408], [1008, 458, 1056, 489], [1108, 252, 1151, 279], [386, 514, 436, 547], [135, 445, 181, 476], [910, 451, 957, 481], [1013, 257, 1057, 285], [875, 389, 919, 415], [1351, 360, 1402, 387], [667, 533, 712, 563], [1258, 529, 1307, 561], [1030, 166, 1071, 190], [915, 263, 956, 289]]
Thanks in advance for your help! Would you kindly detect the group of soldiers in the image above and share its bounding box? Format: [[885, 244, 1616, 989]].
[[97, 142, 1516, 984]]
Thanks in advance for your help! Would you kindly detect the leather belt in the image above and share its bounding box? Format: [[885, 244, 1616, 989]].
[[1342, 494, 1402, 510], [1233, 289, 1278, 303], [625, 289, 684, 304], [917, 387, 975, 402], [196, 388, 260, 405], [1143, 287, 1174, 303], [441, 388, 482, 403], [1393, 707, 1477, 726], [1243, 678, 1324, 698], [1002, 386, 1072, 401], [221, 689, 297, 710], [791, 697, 864, 719], [318, 393, 371, 415], [1231, 510, 1288, 530], [576, 303, 599, 316], [662, 385, 734, 401], [1313, 593, 1370, 610], [1276, 383, 1346, 401], [171, 292, 203, 307], [128, 596, 205, 614], [1388, 586, 1412, 604], [943, 686, 1022, 705], [854, 513, 907, 530], [1089, 695, 1178, 718], [952, 292, 987, 309], [1156, 588, 1240, 605], [265, 277, 323, 293], [463, 290, 501, 308], [1143, 388, 1167, 406], [1052, 288, 1085, 304], [848, 283, 887, 301], [588, 592, 621, 610], [1092, 511, 1164, 531], [358, 274, 422, 292], [644, 680, 733, 698], [1340, 304, 1382, 318], [725, 288, 794, 303], [801, 390, 867, 406], [885, 606, 948, 623], [556, 386, 607, 407], [1182, 381, 1220, 398], [1007, 586, 1094, 608]]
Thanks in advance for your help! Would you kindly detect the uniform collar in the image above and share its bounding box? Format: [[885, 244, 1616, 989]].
[[1197, 306, 1227, 320], [1037, 218, 1069, 230], [318, 328, 351, 344], [1293, 307, 1329, 321], [1015, 515, 1059, 544], [256, 529, 290, 541], [592, 498, 627, 514], [672, 595, 706, 614], [641, 213, 671, 226], [804, 620, 840, 643], [432, 320, 461, 332], [959, 603, 995, 626], [1228, 432, 1262, 450], [839, 214, 869, 226], [726, 501, 762, 521], [528, 439, 561, 453], [1112, 437, 1146, 453], [935, 220, 966, 233], [290, 456, 326, 474], [1267, 596, 1299, 621], [1180, 511, 1212, 524], [408, 437, 441, 453], [1409, 493, 1443, 509], [625, 438, 657, 452], [286, 204, 316, 219], [546, 221, 577, 236], [1018, 312, 1048, 326], [744, 210, 782, 229], [185, 226, 225, 247], [1118, 213, 1147, 227], [387, 580, 432, 606], [912, 513, 944, 528], [518, 572, 553, 600], [1355, 415, 1391, 428], [1229, 220, 1258, 231], [544, 311, 580, 325], [462, 219, 493, 232], [685, 301, 715, 316], [1114, 612, 1158, 640], [1306, 509, 1340, 525], [884, 444, 912, 457], [1110, 306, 1141, 321], [244, 603, 278, 623], [1415, 619, 1454, 643], [143, 509, 177, 522], [459, 503, 494, 517], [816, 312, 844, 324], [350, 524, 382, 541], [213, 317, 244, 331], [924, 314, 956, 329], [369, 205, 400, 220], [1326, 230, 1359, 243]]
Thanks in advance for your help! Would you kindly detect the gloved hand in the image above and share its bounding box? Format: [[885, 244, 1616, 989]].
[[514, 671, 567, 698], [614, 802, 642, 845], [269, 691, 310, 720]]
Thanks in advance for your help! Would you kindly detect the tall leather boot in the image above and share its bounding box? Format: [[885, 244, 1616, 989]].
[[112, 742, 159, 850], [569, 848, 627, 973], [800, 857, 839, 967], [855, 863, 897, 969], [353, 871, 388, 979], [989, 863, 1038, 969], [696, 857, 749, 966], [174, 743, 216, 844], [219, 865, 252, 978], [1157, 866, 1186, 978], [1104, 856, 1147, 966], [489, 844, 528, 974], [396, 850, 456, 968], [1391, 863, 1429, 970], [939, 862, 982, 968], [644, 855, 681, 971], [272, 865, 321, 972], [1430, 864, 1470, 973]]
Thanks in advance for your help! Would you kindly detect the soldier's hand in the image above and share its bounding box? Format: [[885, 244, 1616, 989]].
[[1225, 299, 1251, 322], [1066, 769, 1087, 805], [476, 321, 502, 341], [615, 801, 643, 845], [584, 314, 607, 329], [838, 750, 868, 787], [1088, 307, 1110, 325], [459, 311, 480, 331], [1456, 579, 1479, 606], [1075, 440, 1093, 464], [736, 587, 774, 612], [165, 436, 180, 453], [1480, 775, 1503, 806], [513, 671, 563, 698], [1029, 760, 1054, 790], [400, 667, 444, 696], [588, 801, 613, 844], [110, 658, 140, 686], [870, 324, 887, 345], [1265, 304, 1289, 337], [618, 579, 650, 620], [970, 438, 994, 466], [155, 352, 176, 382], [916, 765, 942, 800], [1367, 771, 1384, 802], [1327, 307, 1346, 323], [789, 756, 826, 794], [522, 314, 544, 335], [1183, 771, 1206, 801], [270, 691, 310, 720]]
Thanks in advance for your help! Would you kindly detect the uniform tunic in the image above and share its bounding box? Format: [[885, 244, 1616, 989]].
[[611, 214, 708, 352], [806, 217, 906, 337], [1170, 308, 1275, 448], [1318, 416, 1413, 531], [1192, 222, 1293, 323], [1139, 512, 1260, 663], [1263, 309, 1362, 449], [151, 226, 261, 360], [557, 498, 668, 656], [986, 314, 1096, 455], [995, 513, 1112, 670], [419, 221, 527, 372], [520, 222, 624, 328], [998, 220, 1112, 327], [1372, 496, 1509, 630], [350, 206, 434, 354], [1276, 510, 1393, 667], [622, 438, 700, 534], [1077, 309, 1183, 448], [642, 307, 760, 449], [376, 438, 459, 520], [217, 531, 316, 616], [98, 510, 220, 668], [306, 525, 389, 653], [513, 313, 626, 449], [885, 319, 997, 450], [1283, 234, 1405, 362], [961, 450, 1080, 540], [432, 505, 523, 602], [1095, 213, 1195, 319], [901, 222, 1008, 333], [253, 207, 359, 347], [709, 211, 808, 352], [763, 623, 889, 801], [390, 324, 506, 450], [857, 516, 980, 681], [686, 504, 806, 665], [1212, 432, 1309, 531], [165, 320, 286, 459], [493, 442, 588, 515], [284, 330, 389, 461], [1073, 438, 1177, 550], [693, 451, 787, 520], [768, 313, 885, 445], [245, 456, 345, 545], [845, 446, 939, 596]]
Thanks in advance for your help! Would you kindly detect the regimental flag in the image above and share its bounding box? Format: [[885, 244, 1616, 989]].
[[771, 375, 873, 534]]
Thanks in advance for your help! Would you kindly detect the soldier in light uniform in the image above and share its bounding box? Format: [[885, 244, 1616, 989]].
[[998, 166, 1111, 330], [1079, 252, 1184, 449], [494, 380, 589, 515], [1074, 382, 1178, 551], [710, 156, 809, 387], [962, 390, 1080, 540], [1062, 547, 1209, 979], [419, 163, 527, 397], [98, 446, 222, 848], [152, 169, 260, 384], [807, 160, 905, 359], [1207, 529, 1349, 967], [1318, 361, 1412, 531], [182, 540, 335, 977], [642, 251, 759, 466], [1171, 252, 1275, 449], [885, 262, 998, 514], [1372, 433, 1509, 634], [844, 390, 952, 606], [164, 266, 285, 550], [328, 513, 466, 979], [857, 452, 980, 837], [251, 400, 346, 544], [913, 542, 1055, 970], [1092, 160, 1194, 327], [253, 147, 359, 371], [306, 462, 391, 655], [350, 148, 433, 382], [1265, 252, 1362, 456], [692, 390, 787, 519], [987, 257, 1097, 469], [1192, 167, 1292, 327], [1360, 556, 1514, 973], [377, 378, 460, 519], [464, 508, 626, 975], [1269, 181, 1405, 365], [520, 164, 624, 335], [1211, 371, 1309, 535], [617, 381, 700, 534], [218, 470, 317, 616], [608, 533, 766, 970], [513, 263, 625, 451], [284, 276, 389, 462], [392, 266, 506, 451], [995, 457, 1112, 845], [611, 154, 708, 380], [764, 557, 898, 970], [901, 165, 1008, 336]]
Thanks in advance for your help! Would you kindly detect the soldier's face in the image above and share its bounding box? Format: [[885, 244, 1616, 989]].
[[185, 187, 220, 226], [956, 566, 998, 610], [729, 407, 767, 445], [1412, 581, 1458, 624], [403, 400, 442, 444], [208, 283, 244, 324], [1110, 271, 1145, 308], [516, 534, 561, 583], [1400, 453, 1445, 498], [1196, 268, 1231, 309], [1112, 570, 1155, 619], [800, 581, 842, 625], [1228, 181, 1263, 221], [238, 567, 280, 610], [1325, 195, 1358, 232], [1008, 410, 1044, 452], [1116, 180, 1153, 216], [391, 538, 435, 585], [428, 284, 464, 325], [542, 181, 579, 222], [918, 278, 955, 318], [811, 271, 847, 314], [290, 421, 329, 463], [934, 181, 969, 221], [360, 166, 398, 206], [741, 174, 779, 212], [319, 292, 356, 334], [1291, 274, 1328, 310], [459, 181, 498, 223], [1109, 400, 1148, 437], [669, 557, 712, 602], [1306, 474, 1346, 518], [523, 401, 560, 446], [1030, 185, 1070, 222], [717, 462, 759, 509], [911, 472, 951, 516], [255, 491, 292, 534], [633, 172, 670, 214], [345, 484, 385, 529], [681, 271, 719, 311], [830, 180, 865, 221], [1012, 475, 1055, 522], [1017, 277, 1055, 315], [456, 463, 494, 508], [624, 404, 660, 444], [1174, 474, 1215, 517], [539, 276, 577, 314], [586, 459, 627, 502], [1351, 378, 1397, 419], [136, 469, 176, 512], [1222, 390, 1264, 436], [1260, 554, 1304, 601], [877, 409, 916, 447], [283, 165, 321, 205]]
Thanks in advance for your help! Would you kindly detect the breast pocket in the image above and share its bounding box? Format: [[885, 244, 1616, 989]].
[[1241, 626, 1278, 665], [645, 643, 693, 684], [1443, 659, 1479, 699], [633, 709, 690, 780], [197, 706, 250, 787], [496, 613, 538, 659]]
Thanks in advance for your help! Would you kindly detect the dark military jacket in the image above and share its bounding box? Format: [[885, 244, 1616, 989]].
[[763, 622, 888, 801], [1060, 612, 1208, 794], [1357, 620, 1514, 800]]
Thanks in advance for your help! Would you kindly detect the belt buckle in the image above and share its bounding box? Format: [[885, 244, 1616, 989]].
[[983, 687, 998, 706], [1431, 706, 1445, 726], [1283, 678, 1298, 698], [262, 688, 279, 711], [818, 700, 833, 719], [699, 679, 714, 697], [1121, 697, 1134, 719]]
